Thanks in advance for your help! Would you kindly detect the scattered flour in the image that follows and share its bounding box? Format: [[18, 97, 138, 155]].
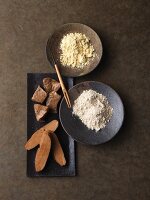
[[72, 89, 113, 132], [60, 33, 95, 69]]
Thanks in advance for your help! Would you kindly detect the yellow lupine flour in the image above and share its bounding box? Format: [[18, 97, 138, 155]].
[[60, 33, 95, 69]]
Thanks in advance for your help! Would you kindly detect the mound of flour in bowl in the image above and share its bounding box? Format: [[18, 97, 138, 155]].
[[60, 33, 95, 68], [72, 89, 113, 132]]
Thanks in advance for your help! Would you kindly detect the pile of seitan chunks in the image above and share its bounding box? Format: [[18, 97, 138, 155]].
[[31, 77, 61, 121]]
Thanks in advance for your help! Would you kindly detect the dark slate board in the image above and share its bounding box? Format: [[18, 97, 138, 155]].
[[27, 73, 75, 177]]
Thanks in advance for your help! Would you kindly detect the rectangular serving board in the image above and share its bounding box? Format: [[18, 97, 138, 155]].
[[27, 73, 75, 177]]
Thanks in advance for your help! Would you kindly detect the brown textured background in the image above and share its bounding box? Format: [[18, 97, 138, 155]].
[[0, 0, 150, 200]]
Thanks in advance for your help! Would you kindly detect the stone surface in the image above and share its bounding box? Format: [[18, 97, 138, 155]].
[[0, 0, 150, 200]]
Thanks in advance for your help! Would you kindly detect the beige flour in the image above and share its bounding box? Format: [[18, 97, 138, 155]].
[[72, 89, 113, 132], [60, 33, 95, 68]]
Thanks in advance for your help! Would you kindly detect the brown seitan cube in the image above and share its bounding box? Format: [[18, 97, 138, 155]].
[[46, 91, 61, 113], [34, 104, 49, 121], [43, 77, 61, 93], [31, 85, 47, 103]]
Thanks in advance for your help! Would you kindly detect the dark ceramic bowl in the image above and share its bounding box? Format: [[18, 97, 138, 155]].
[[59, 81, 124, 145], [46, 23, 103, 77]]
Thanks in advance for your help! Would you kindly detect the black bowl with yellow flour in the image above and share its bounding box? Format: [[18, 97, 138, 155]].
[[59, 81, 124, 145], [46, 23, 103, 77]]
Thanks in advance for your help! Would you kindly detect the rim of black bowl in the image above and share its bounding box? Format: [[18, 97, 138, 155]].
[[59, 81, 125, 145], [46, 23, 103, 77]]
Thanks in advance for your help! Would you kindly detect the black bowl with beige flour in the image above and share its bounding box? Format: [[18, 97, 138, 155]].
[[59, 81, 124, 145], [46, 23, 103, 77]]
